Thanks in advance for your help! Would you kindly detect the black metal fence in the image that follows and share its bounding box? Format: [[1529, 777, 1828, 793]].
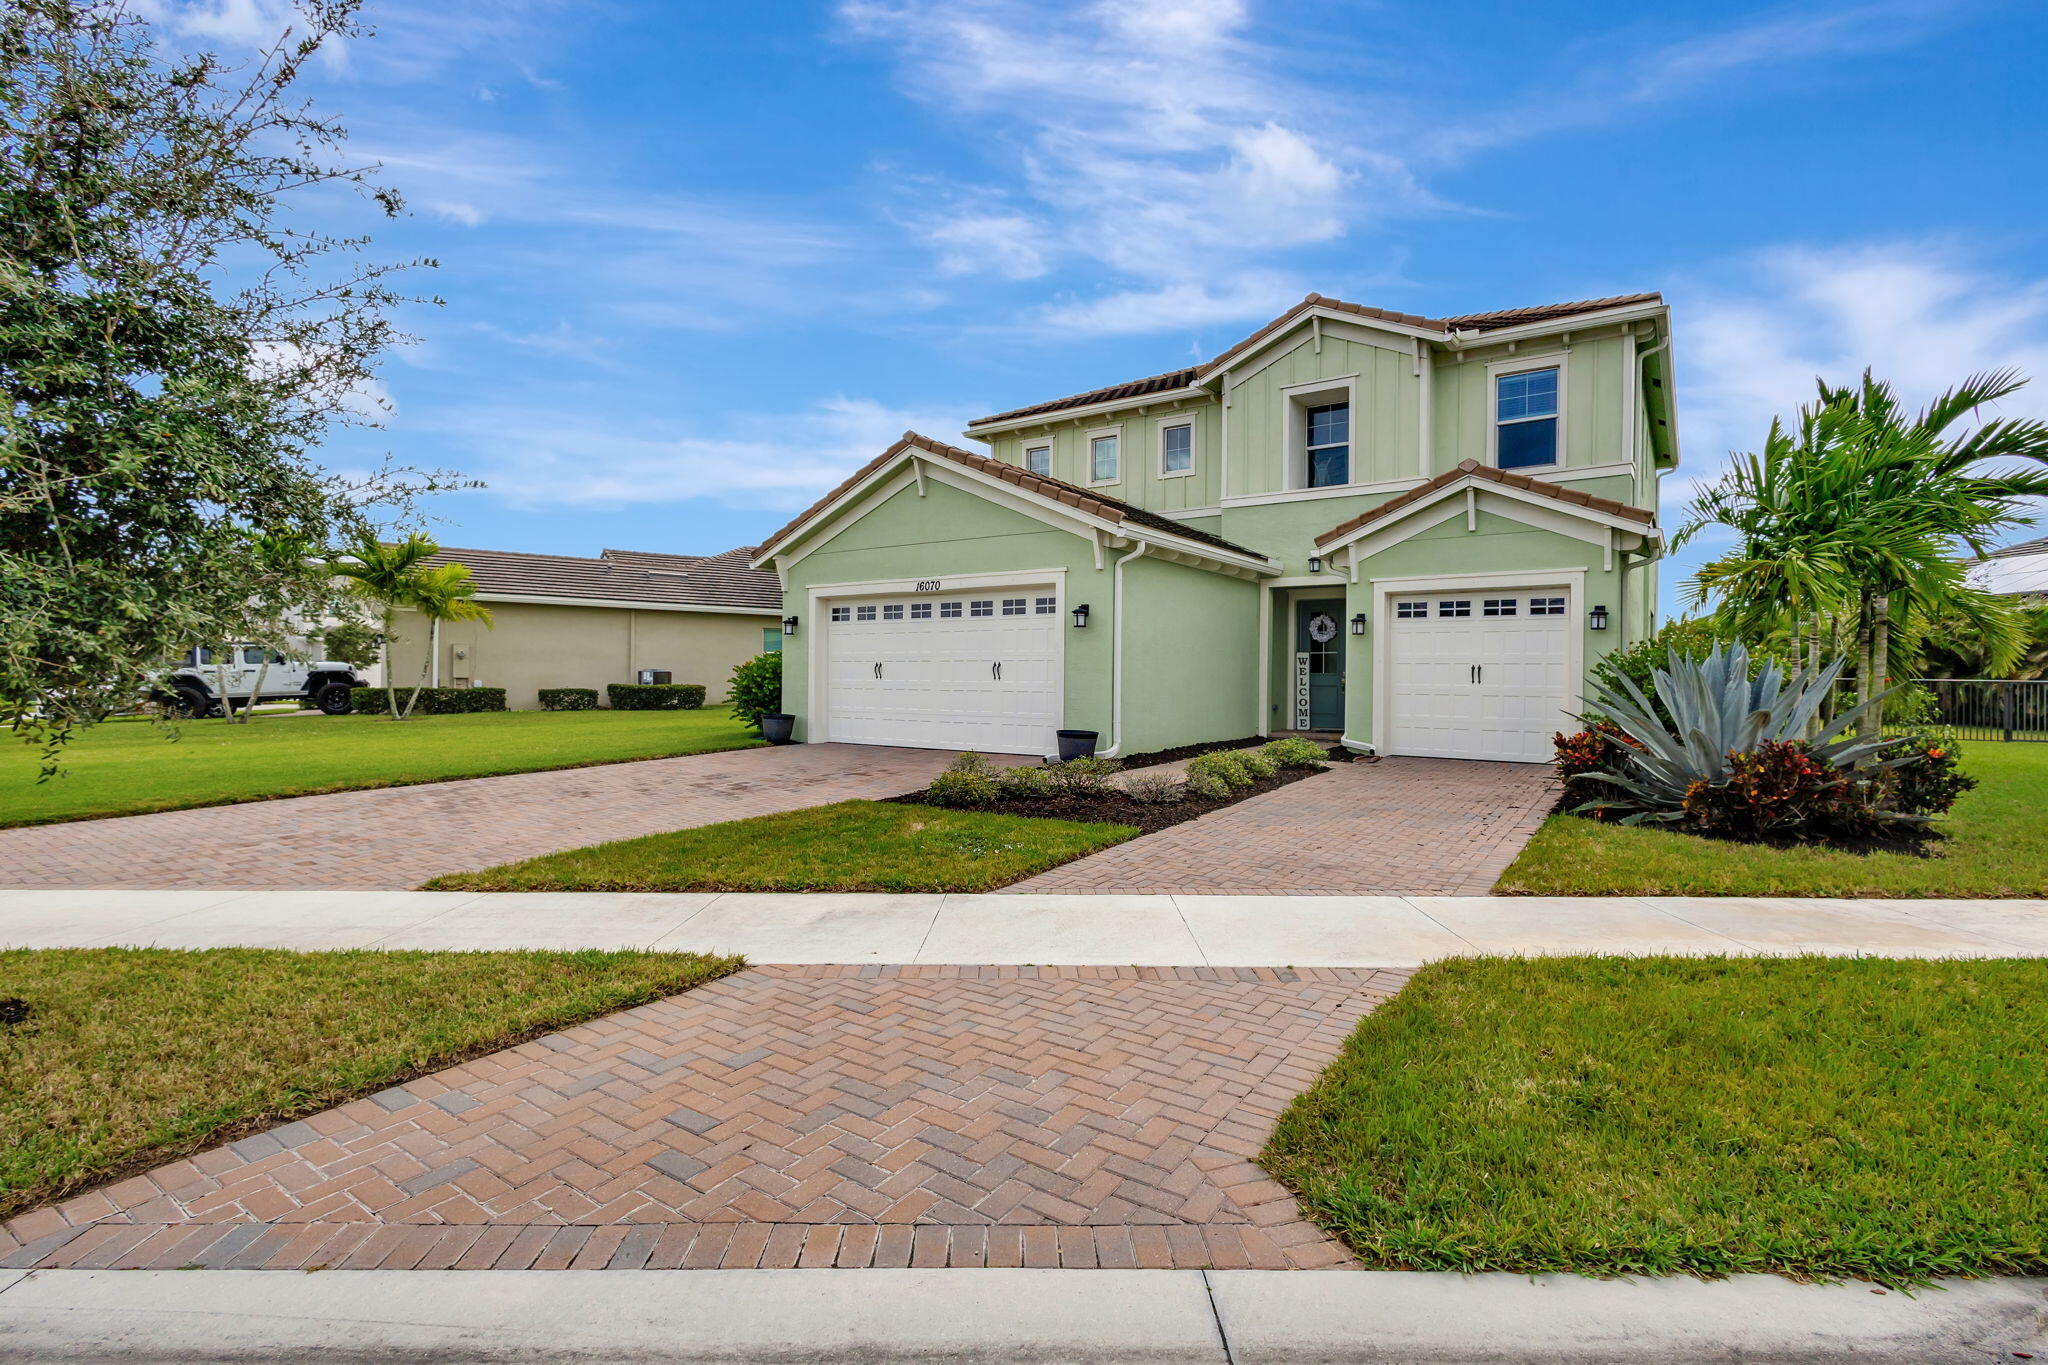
[[1918, 678, 2048, 742]]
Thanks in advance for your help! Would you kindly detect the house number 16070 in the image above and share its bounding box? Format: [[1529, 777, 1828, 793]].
[[914, 580, 943, 592]]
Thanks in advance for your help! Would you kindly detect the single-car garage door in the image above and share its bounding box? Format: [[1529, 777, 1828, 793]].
[[822, 586, 1061, 754], [1387, 589, 1571, 763]]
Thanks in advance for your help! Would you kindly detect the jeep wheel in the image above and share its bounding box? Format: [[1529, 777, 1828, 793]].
[[314, 682, 354, 716], [166, 688, 210, 719]]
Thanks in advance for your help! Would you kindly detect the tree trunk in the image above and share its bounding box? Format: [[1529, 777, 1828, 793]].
[[1806, 619, 1824, 738], [1869, 593, 1892, 739], [212, 646, 231, 721], [1857, 595, 1880, 740], [401, 639, 434, 720], [380, 610, 401, 720], [240, 655, 271, 724]]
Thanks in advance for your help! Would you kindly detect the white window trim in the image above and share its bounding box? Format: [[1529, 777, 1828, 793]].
[[1155, 413, 1197, 479], [1277, 375, 1358, 491], [1022, 441, 1053, 477], [1486, 351, 1569, 472], [1085, 423, 1123, 487]]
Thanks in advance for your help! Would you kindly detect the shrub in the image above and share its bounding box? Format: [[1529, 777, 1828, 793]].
[[727, 651, 782, 733], [1552, 722, 1635, 805], [1261, 737, 1327, 770], [1237, 750, 1278, 780], [1883, 731, 1976, 817], [607, 682, 706, 711], [1571, 642, 1909, 840], [1677, 739, 1879, 839], [926, 770, 999, 809], [538, 687, 597, 712], [1123, 773, 1187, 804], [1186, 751, 1254, 793], [1586, 619, 1769, 726], [1184, 766, 1231, 799], [948, 751, 998, 776], [996, 764, 1056, 799], [347, 686, 505, 716], [1048, 755, 1122, 797]]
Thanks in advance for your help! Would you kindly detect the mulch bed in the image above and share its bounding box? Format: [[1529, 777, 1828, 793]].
[[889, 764, 1330, 835]]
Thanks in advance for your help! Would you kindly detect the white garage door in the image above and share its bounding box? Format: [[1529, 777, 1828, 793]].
[[1387, 589, 1572, 763], [822, 587, 1061, 755]]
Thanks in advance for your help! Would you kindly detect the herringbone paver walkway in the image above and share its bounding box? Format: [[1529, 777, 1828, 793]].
[[0, 964, 1409, 1271], [1009, 756, 1556, 895], [0, 744, 974, 890]]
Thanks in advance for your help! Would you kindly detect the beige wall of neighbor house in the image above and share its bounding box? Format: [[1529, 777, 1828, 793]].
[[385, 602, 780, 710]]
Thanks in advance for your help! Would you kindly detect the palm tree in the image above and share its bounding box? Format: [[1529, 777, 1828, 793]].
[[394, 562, 492, 719], [1682, 369, 2048, 737], [328, 532, 460, 720]]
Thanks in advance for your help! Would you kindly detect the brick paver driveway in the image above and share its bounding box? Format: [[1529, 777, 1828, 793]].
[[1010, 756, 1556, 896], [0, 745, 969, 890], [2, 964, 1408, 1272]]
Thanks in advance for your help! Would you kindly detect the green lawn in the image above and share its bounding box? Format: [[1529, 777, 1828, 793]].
[[1262, 956, 2047, 1285], [0, 947, 741, 1222], [1499, 741, 2048, 897], [424, 798, 1138, 893], [1, 709, 761, 828]]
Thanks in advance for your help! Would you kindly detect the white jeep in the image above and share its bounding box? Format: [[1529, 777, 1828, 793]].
[[161, 645, 368, 717]]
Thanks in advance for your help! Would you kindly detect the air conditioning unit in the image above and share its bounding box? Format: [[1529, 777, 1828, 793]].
[[637, 669, 671, 685]]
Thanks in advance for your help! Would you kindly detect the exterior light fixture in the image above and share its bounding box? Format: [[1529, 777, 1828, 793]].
[[1589, 604, 1610, 631], [1350, 612, 1368, 636], [1307, 553, 1323, 574], [782, 615, 799, 637], [1071, 603, 1091, 628]]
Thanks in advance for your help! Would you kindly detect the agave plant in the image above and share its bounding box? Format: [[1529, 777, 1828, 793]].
[[1573, 642, 1905, 826]]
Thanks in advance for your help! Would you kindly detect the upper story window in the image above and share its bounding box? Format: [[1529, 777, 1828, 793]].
[[1089, 432, 1119, 484], [1024, 444, 1051, 477], [1160, 421, 1193, 476], [1495, 366, 1560, 469], [1306, 402, 1349, 488]]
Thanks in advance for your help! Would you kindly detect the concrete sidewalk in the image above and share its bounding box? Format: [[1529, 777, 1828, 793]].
[[1, 887, 2044, 963], [0, 1269, 2039, 1363]]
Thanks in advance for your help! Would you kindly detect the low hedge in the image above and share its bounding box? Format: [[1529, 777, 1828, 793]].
[[348, 686, 507, 716], [606, 682, 706, 711], [538, 688, 599, 712]]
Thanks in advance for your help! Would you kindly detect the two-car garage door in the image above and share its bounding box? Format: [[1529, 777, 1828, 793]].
[[822, 587, 1061, 755], [1386, 589, 1573, 764]]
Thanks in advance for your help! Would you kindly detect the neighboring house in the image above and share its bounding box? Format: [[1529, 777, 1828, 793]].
[[752, 291, 1677, 762], [385, 545, 783, 709], [1967, 535, 2048, 598]]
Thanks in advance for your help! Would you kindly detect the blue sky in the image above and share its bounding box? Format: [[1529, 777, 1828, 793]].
[[157, 0, 2048, 615]]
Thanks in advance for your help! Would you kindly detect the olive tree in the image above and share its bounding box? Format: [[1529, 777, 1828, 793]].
[[0, 0, 462, 762]]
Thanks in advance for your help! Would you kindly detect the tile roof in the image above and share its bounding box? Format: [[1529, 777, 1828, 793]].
[[1314, 459, 1656, 548], [753, 431, 1271, 565], [422, 543, 782, 612], [969, 291, 1664, 428]]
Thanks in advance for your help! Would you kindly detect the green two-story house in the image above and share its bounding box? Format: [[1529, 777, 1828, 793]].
[[752, 291, 1677, 763]]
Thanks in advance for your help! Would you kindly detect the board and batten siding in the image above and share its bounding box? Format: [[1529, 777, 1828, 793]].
[[985, 399, 1223, 515], [1222, 331, 1420, 498]]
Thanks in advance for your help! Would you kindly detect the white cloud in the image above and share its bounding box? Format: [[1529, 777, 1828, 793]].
[[1034, 270, 1306, 335], [837, 0, 1418, 331], [429, 397, 977, 512]]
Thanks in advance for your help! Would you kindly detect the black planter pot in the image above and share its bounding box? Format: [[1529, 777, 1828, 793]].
[[760, 713, 796, 745], [1055, 729, 1099, 761]]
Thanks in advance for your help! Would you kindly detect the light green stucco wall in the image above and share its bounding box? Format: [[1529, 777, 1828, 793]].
[[1119, 557, 1259, 752], [387, 601, 778, 710]]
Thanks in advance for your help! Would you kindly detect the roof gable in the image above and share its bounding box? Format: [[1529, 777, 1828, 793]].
[[1315, 460, 1655, 549], [753, 430, 1271, 568], [967, 290, 1663, 430]]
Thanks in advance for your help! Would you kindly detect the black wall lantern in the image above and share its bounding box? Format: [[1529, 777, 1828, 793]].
[[1071, 603, 1091, 628], [1588, 604, 1610, 631], [1350, 612, 1368, 636], [1307, 553, 1323, 574], [782, 615, 799, 638]]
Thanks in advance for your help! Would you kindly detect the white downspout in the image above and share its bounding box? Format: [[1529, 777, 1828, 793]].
[[430, 619, 441, 688], [1092, 542, 1148, 759]]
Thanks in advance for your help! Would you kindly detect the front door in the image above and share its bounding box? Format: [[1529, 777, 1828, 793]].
[[1294, 599, 1346, 731]]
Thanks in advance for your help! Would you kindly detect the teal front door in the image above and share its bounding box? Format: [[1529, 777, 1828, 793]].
[[1294, 600, 1346, 731]]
